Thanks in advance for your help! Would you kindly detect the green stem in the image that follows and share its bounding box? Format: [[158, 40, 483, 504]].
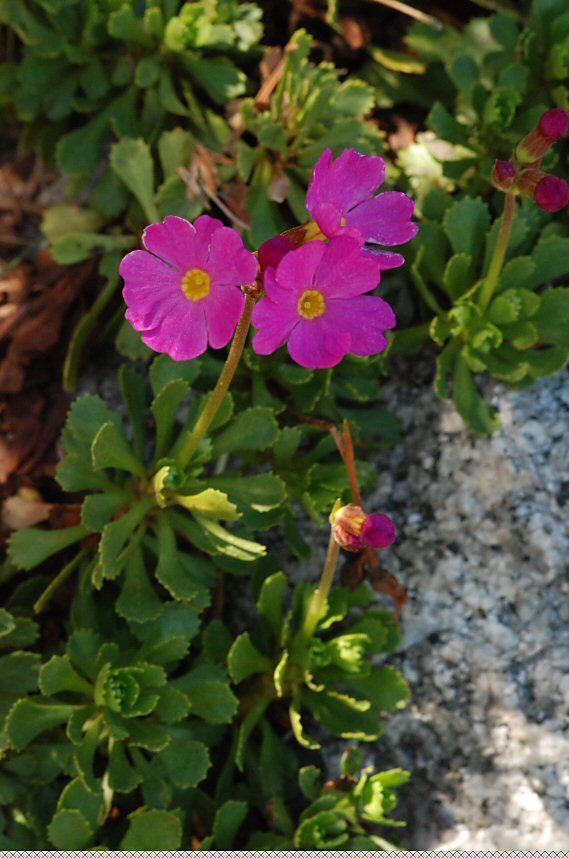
[[33, 548, 88, 614], [176, 294, 255, 469], [478, 193, 516, 313], [297, 531, 340, 647]]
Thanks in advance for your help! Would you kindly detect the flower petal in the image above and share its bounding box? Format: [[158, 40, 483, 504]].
[[313, 237, 380, 298], [325, 295, 396, 356], [288, 317, 351, 369], [361, 247, 406, 269], [121, 249, 183, 329], [306, 148, 385, 217], [252, 297, 299, 355], [141, 301, 208, 361], [275, 240, 326, 296], [142, 215, 201, 270], [207, 225, 258, 287], [202, 284, 245, 349], [348, 192, 418, 245]]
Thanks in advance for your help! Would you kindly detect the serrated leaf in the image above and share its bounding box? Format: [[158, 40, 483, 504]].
[[257, 571, 287, 632], [443, 197, 490, 261], [174, 666, 238, 724], [48, 809, 93, 850], [176, 488, 239, 521], [91, 421, 145, 476], [497, 256, 535, 293], [39, 655, 92, 697], [527, 236, 569, 289], [347, 665, 410, 712], [108, 741, 142, 793], [183, 54, 246, 103], [154, 514, 201, 601], [8, 524, 89, 571], [443, 253, 474, 301], [152, 379, 189, 460], [211, 407, 278, 455], [81, 490, 131, 532], [6, 699, 77, 750], [110, 137, 159, 223], [228, 632, 272, 684], [210, 800, 248, 850], [121, 808, 182, 850], [453, 352, 501, 435], [115, 545, 163, 623], [159, 737, 211, 788], [99, 497, 153, 579], [192, 514, 266, 562]]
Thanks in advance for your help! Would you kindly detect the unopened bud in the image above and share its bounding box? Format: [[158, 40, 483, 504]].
[[534, 175, 569, 212], [516, 108, 569, 164], [330, 502, 396, 552], [491, 160, 517, 192], [258, 234, 295, 273], [331, 504, 367, 551], [538, 108, 569, 141]]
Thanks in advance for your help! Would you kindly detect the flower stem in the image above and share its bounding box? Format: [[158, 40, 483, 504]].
[[176, 294, 255, 469], [477, 193, 516, 313], [33, 548, 88, 614], [298, 531, 341, 646]]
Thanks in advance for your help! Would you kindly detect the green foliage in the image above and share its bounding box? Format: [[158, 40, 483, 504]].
[[405, 190, 569, 433]]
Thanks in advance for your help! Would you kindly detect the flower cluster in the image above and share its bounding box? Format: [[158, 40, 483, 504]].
[[120, 148, 417, 369], [491, 108, 569, 213]]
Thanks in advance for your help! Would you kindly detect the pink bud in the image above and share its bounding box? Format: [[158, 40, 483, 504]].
[[538, 108, 569, 141], [331, 504, 367, 552], [258, 235, 295, 273], [492, 160, 517, 191], [534, 175, 569, 212], [361, 513, 396, 549]]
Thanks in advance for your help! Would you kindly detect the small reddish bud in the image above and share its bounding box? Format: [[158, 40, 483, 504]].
[[534, 175, 569, 212], [258, 234, 295, 273], [492, 159, 517, 192], [330, 502, 396, 552], [538, 108, 569, 141], [361, 513, 396, 549]]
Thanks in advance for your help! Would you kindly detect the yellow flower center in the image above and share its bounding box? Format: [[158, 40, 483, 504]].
[[181, 268, 211, 301], [298, 289, 326, 320]]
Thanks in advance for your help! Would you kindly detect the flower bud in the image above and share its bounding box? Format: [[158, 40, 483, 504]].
[[538, 108, 569, 141], [491, 160, 517, 192], [516, 108, 569, 164], [330, 502, 396, 552], [330, 504, 367, 551], [361, 513, 396, 549], [534, 175, 569, 212]]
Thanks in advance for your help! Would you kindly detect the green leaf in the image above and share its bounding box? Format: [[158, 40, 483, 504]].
[[176, 488, 240, 520], [82, 490, 131, 532], [116, 545, 164, 623], [159, 737, 211, 788], [299, 765, 322, 801], [427, 101, 470, 143], [210, 800, 248, 850], [91, 421, 145, 476], [211, 407, 278, 455], [158, 128, 194, 179], [152, 380, 189, 460], [39, 655, 92, 697], [443, 253, 474, 301], [497, 256, 535, 293], [110, 138, 159, 223], [6, 699, 77, 750], [42, 205, 103, 243], [154, 514, 201, 601], [57, 777, 104, 832], [531, 288, 569, 346], [8, 524, 89, 571], [257, 571, 287, 632], [48, 809, 93, 850], [348, 665, 410, 712], [228, 633, 272, 684], [453, 353, 501, 435], [99, 497, 153, 579], [121, 809, 182, 850], [150, 353, 201, 396], [183, 55, 246, 104], [120, 364, 147, 459], [192, 515, 266, 562], [175, 666, 238, 724], [443, 197, 490, 261], [109, 741, 142, 793]]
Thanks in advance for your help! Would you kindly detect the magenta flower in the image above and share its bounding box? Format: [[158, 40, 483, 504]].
[[251, 237, 395, 369], [306, 148, 418, 270], [120, 215, 258, 360]]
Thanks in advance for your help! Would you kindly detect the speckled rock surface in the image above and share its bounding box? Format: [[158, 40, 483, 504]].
[[364, 367, 569, 849]]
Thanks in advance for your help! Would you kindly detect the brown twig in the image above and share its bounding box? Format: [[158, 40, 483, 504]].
[[364, 0, 444, 30]]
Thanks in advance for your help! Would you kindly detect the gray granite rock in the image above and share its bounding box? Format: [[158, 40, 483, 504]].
[[363, 368, 569, 849]]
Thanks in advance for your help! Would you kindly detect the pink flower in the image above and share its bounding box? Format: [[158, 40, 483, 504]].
[[306, 148, 418, 270], [120, 215, 258, 360], [538, 108, 569, 141], [330, 503, 396, 552], [251, 237, 395, 369], [361, 513, 396, 549]]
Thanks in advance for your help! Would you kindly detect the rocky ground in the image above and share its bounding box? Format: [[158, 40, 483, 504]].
[[362, 366, 569, 849]]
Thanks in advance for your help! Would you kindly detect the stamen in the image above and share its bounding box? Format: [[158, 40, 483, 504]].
[[298, 289, 326, 319], [182, 268, 211, 301]]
